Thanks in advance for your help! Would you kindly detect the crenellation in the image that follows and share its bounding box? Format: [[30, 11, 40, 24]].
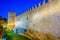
[[16, 0, 60, 39]]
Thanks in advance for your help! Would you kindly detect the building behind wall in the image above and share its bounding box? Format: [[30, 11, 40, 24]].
[[7, 12, 16, 30]]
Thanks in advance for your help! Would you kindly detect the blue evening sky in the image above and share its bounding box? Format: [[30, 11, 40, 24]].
[[0, 0, 48, 18]]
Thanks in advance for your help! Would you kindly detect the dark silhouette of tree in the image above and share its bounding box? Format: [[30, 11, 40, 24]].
[[0, 16, 7, 39]]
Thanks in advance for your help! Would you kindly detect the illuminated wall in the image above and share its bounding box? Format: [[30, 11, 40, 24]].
[[7, 12, 16, 30]]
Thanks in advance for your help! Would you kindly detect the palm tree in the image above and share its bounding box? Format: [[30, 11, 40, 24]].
[[21, 29, 59, 40]]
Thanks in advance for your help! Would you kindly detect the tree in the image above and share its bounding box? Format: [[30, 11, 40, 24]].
[[0, 16, 7, 40]]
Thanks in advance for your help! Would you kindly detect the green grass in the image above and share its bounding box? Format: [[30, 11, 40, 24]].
[[8, 34, 30, 40]]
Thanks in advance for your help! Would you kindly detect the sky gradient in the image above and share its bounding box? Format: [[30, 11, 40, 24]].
[[0, 0, 48, 18]]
